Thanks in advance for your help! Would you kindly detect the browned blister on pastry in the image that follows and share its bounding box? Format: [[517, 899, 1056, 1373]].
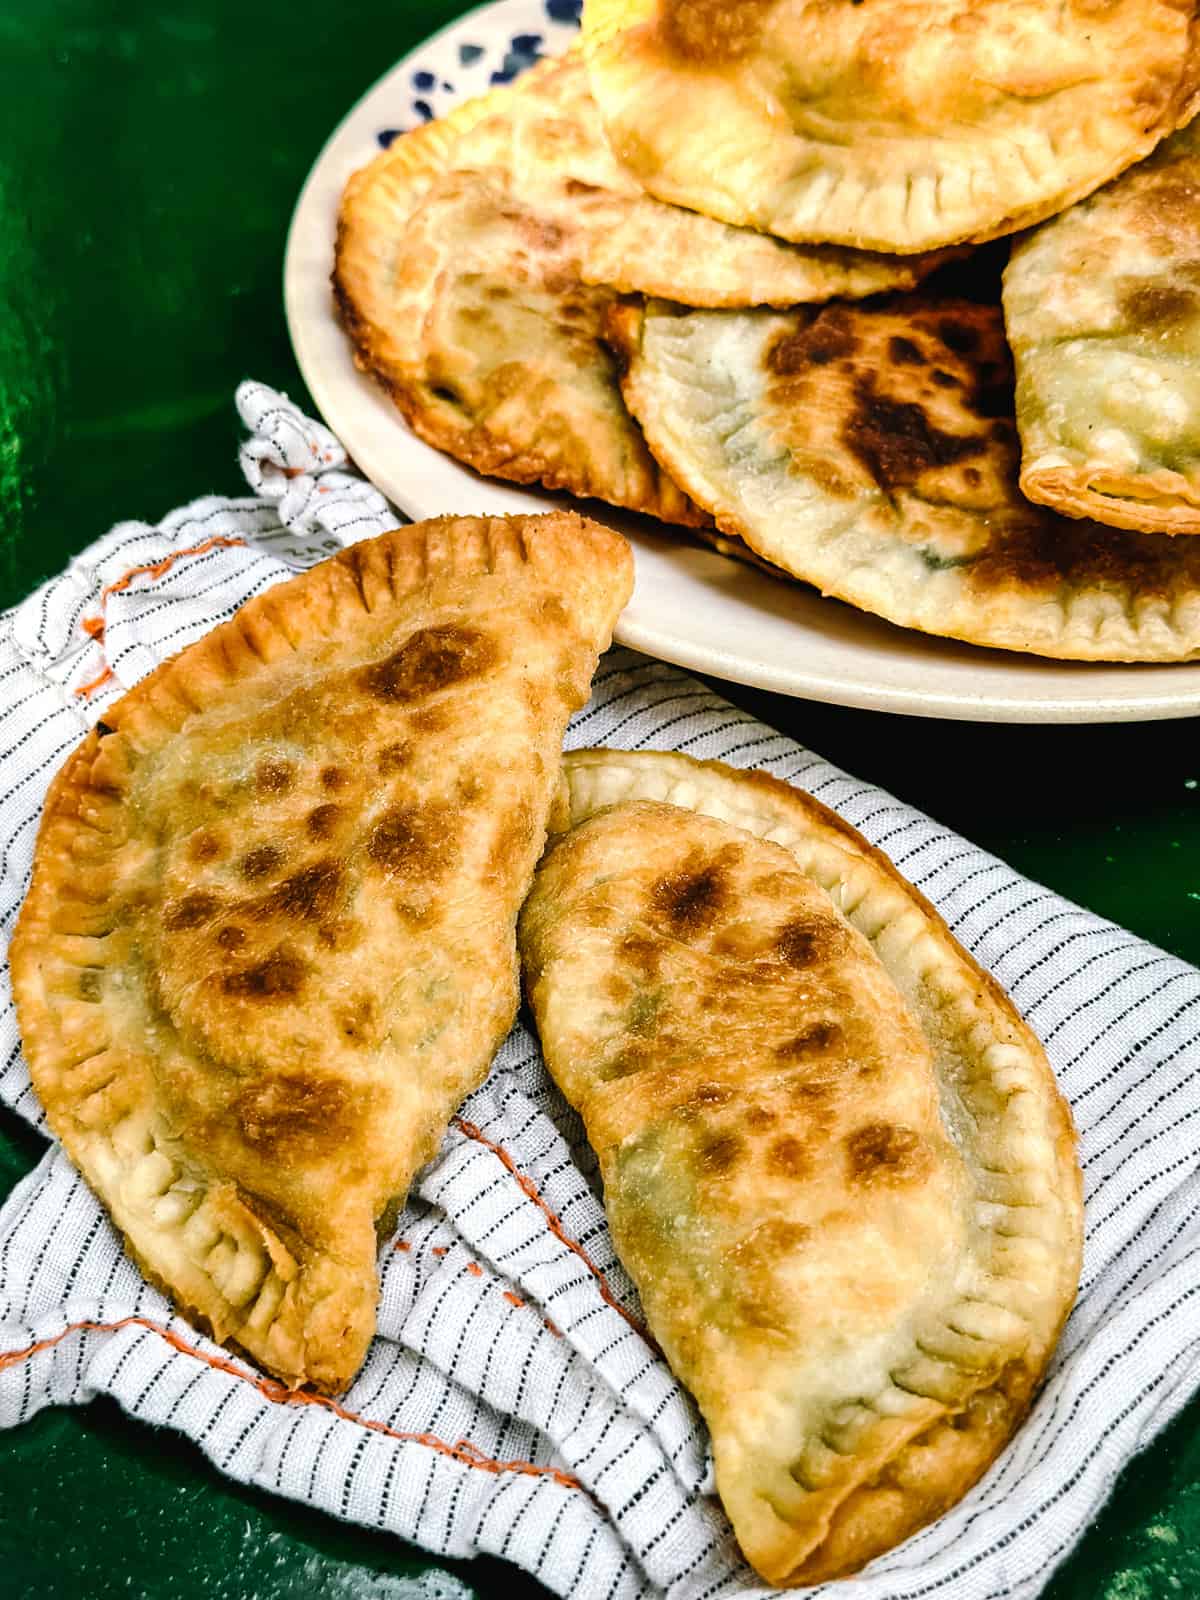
[[11, 514, 633, 1394], [518, 749, 1082, 1584], [1005, 119, 1200, 533], [582, 0, 1200, 253], [607, 295, 1200, 659], [333, 103, 706, 525]]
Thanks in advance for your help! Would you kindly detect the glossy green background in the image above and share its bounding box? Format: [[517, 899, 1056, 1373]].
[[2, 3, 1199, 1596]]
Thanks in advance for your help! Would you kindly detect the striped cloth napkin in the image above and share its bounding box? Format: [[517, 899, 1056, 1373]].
[[1, 383, 1198, 1600]]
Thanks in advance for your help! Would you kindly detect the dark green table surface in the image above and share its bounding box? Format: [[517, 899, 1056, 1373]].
[[3, 4, 1200, 1597]]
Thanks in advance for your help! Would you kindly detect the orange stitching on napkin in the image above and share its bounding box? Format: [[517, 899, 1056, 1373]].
[[452, 1117, 653, 1348], [83, 534, 249, 638], [76, 666, 116, 700], [97, 535, 248, 610], [501, 1290, 562, 1338], [392, 1240, 411, 1253], [75, 535, 249, 696], [466, 1262, 484, 1278], [0, 1316, 585, 1492]]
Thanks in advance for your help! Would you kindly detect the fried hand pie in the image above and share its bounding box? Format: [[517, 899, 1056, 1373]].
[[1005, 119, 1200, 534], [608, 296, 1200, 659], [334, 114, 706, 525], [449, 49, 962, 307], [518, 748, 1082, 1584], [582, 0, 1200, 253], [12, 513, 633, 1393]]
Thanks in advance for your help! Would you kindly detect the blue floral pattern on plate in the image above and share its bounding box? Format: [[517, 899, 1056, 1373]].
[[373, 0, 584, 148]]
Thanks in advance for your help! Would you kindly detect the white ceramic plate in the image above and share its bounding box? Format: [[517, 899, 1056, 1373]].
[[284, 0, 1200, 723]]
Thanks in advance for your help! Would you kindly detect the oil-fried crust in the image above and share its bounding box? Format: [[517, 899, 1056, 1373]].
[[519, 748, 1081, 1584], [582, 0, 1200, 253], [447, 51, 964, 308], [12, 514, 633, 1394], [1005, 120, 1200, 534], [607, 295, 1200, 660], [332, 93, 707, 527]]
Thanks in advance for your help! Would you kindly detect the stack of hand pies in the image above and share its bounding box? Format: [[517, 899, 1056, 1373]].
[[334, 0, 1200, 662]]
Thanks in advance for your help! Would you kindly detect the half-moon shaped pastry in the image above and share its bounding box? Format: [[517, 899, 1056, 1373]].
[[447, 50, 962, 308], [11, 514, 633, 1393], [581, 0, 1200, 253], [333, 114, 706, 526], [1005, 119, 1200, 534], [607, 296, 1200, 660], [518, 749, 1082, 1585]]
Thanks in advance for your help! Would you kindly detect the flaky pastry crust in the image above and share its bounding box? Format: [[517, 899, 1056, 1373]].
[[582, 0, 1200, 253], [448, 51, 963, 307], [332, 97, 706, 526], [1005, 120, 1200, 534], [519, 750, 1082, 1584], [12, 514, 633, 1393], [607, 296, 1200, 660]]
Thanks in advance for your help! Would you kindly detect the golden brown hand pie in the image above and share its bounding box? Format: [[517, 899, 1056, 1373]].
[[1005, 119, 1200, 534], [607, 296, 1200, 660], [447, 50, 962, 307], [582, 0, 1200, 253], [11, 514, 633, 1394], [519, 749, 1082, 1585], [333, 114, 706, 525]]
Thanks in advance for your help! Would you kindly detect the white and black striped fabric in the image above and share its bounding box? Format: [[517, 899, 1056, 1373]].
[[1, 384, 1198, 1599]]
